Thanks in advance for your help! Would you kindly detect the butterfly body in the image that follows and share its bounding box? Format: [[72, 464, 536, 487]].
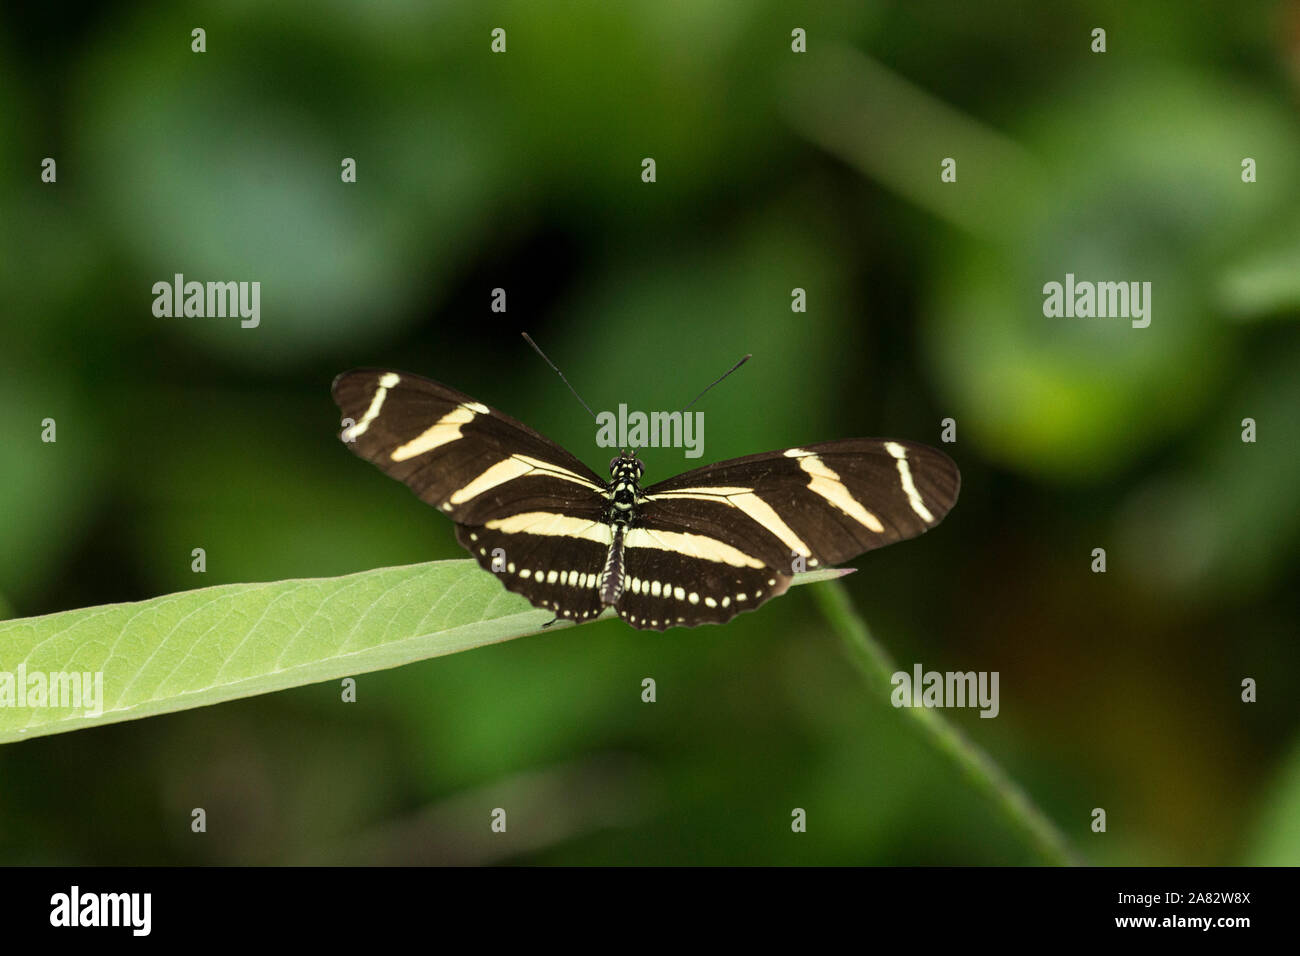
[[597, 454, 643, 605], [333, 369, 959, 630]]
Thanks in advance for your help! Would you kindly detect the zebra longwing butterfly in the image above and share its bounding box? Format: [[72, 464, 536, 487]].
[[332, 367, 959, 630]]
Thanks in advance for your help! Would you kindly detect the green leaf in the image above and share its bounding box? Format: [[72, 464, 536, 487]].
[[1246, 733, 1300, 865], [0, 560, 849, 745]]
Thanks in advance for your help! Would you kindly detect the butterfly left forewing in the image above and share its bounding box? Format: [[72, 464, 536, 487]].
[[332, 369, 609, 525]]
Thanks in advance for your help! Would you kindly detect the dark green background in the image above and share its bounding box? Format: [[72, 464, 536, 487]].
[[1, 1, 1297, 864]]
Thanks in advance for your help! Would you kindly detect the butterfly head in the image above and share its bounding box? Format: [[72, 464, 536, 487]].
[[608, 450, 644, 483]]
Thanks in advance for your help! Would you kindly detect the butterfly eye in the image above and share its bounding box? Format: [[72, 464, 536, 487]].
[[635, 460, 644, 477], [609, 456, 621, 473]]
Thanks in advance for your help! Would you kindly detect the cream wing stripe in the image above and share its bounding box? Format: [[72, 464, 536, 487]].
[[650, 488, 811, 556], [513, 455, 606, 491], [484, 512, 614, 544], [798, 455, 885, 533], [449, 457, 533, 504], [450, 454, 606, 505], [624, 527, 765, 568], [342, 372, 401, 441], [390, 405, 479, 461], [884, 442, 934, 523], [729, 492, 810, 556]]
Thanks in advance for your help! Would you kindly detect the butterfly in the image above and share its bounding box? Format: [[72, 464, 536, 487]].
[[332, 366, 959, 630]]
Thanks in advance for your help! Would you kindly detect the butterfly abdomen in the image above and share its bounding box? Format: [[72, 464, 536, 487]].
[[599, 525, 627, 606]]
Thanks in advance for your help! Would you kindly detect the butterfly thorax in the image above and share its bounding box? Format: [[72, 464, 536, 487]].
[[607, 456, 643, 520], [599, 454, 645, 604]]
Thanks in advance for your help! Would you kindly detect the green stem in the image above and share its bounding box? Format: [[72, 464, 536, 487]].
[[812, 579, 1081, 866]]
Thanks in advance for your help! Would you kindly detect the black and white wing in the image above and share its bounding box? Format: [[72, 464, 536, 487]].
[[331, 369, 611, 621], [333, 370, 960, 631], [617, 439, 960, 629]]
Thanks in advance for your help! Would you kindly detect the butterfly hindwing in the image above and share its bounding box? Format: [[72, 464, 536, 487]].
[[455, 523, 609, 623], [614, 540, 791, 630]]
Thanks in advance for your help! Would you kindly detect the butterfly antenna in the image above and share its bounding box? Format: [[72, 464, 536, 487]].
[[681, 354, 751, 412], [623, 354, 751, 456], [521, 332, 599, 422]]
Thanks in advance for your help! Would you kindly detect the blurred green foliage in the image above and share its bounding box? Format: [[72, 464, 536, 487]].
[[0, 0, 1296, 864]]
